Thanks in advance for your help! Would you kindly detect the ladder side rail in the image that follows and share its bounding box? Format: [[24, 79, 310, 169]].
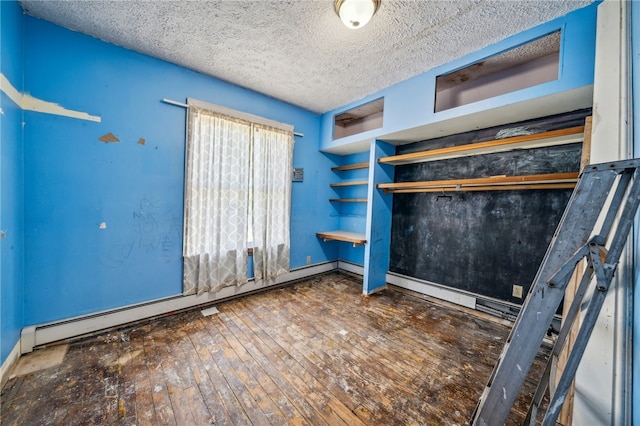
[[596, 169, 634, 243], [523, 256, 596, 426], [542, 169, 639, 424], [600, 168, 640, 264], [552, 258, 595, 357], [471, 169, 619, 426], [524, 352, 552, 426], [542, 244, 615, 426], [503, 171, 616, 338], [527, 402, 540, 426]]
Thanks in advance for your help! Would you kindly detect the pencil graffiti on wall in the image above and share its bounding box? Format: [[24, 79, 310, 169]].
[[98, 196, 182, 268]]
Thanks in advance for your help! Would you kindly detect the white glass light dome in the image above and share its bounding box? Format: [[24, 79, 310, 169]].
[[334, 0, 380, 30]]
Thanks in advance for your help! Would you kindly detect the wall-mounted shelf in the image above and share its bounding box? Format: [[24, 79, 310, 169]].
[[316, 231, 366, 247], [330, 180, 368, 187], [329, 198, 368, 203], [378, 126, 584, 166], [320, 158, 370, 251], [331, 162, 369, 171], [377, 172, 579, 194]]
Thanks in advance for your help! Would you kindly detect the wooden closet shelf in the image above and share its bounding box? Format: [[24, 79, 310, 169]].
[[378, 126, 585, 166], [316, 231, 366, 246], [377, 172, 579, 194], [331, 162, 369, 171], [329, 198, 368, 203], [330, 180, 368, 187]]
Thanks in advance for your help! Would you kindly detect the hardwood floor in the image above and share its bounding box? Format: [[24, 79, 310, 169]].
[[1, 272, 549, 425]]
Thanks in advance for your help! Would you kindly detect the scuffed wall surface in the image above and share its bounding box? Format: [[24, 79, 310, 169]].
[[22, 17, 328, 325]]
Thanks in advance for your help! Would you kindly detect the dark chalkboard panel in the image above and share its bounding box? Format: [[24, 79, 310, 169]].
[[388, 109, 590, 304], [393, 144, 582, 182], [395, 109, 591, 156], [390, 190, 572, 302]]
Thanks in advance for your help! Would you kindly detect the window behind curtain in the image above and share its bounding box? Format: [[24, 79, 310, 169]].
[[182, 99, 294, 295]]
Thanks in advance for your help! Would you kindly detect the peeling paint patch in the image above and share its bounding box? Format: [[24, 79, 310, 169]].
[[138, 137, 146, 145], [99, 222, 108, 229], [1, 73, 101, 122], [0, 108, 4, 115], [22, 94, 101, 122], [0, 73, 23, 106], [99, 133, 120, 143], [0, 231, 5, 239]]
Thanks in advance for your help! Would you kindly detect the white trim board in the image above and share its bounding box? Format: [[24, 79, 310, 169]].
[[23, 262, 337, 352], [0, 340, 21, 389], [336, 260, 364, 276], [336, 261, 477, 310], [24, 261, 513, 355], [573, 1, 634, 424], [385, 272, 477, 310]]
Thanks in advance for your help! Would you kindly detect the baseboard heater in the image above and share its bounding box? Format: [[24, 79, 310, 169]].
[[22, 261, 536, 354], [337, 260, 526, 323], [21, 261, 337, 354]]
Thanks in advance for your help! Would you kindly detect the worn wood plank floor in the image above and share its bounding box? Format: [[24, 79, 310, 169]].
[[1, 272, 549, 425]]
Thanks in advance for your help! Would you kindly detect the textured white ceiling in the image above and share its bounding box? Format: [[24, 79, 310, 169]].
[[19, 0, 594, 114]]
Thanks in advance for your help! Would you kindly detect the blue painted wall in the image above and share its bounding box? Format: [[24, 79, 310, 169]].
[[0, 0, 25, 365], [319, 2, 599, 153], [363, 140, 394, 294], [21, 17, 331, 325]]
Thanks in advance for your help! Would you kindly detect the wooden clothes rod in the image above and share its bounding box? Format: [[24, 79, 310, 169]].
[[387, 183, 577, 194], [161, 98, 304, 137], [378, 172, 579, 193]]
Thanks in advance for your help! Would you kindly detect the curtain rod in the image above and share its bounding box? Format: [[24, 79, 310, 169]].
[[162, 98, 304, 138]]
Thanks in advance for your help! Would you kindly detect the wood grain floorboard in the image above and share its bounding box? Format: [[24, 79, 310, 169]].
[[139, 324, 178, 425], [187, 316, 253, 425], [225, 301, 356, 425], [223, 307, 358, 425], [292, 286, 439, 423], [208, 313, 310, 425], [244, 286, 416, 423], [219, 308, 331, 426], [232, 298, 367, 426], [0, 272, 550, 425]]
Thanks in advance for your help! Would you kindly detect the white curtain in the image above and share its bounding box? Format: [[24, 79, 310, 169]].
[[183, 101, 294, 294], [252, 124, 294, 283], [183, 107, 251, 295]]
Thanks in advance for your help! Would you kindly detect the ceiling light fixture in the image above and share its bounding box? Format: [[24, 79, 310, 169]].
[[334, 0, 380, 30]]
